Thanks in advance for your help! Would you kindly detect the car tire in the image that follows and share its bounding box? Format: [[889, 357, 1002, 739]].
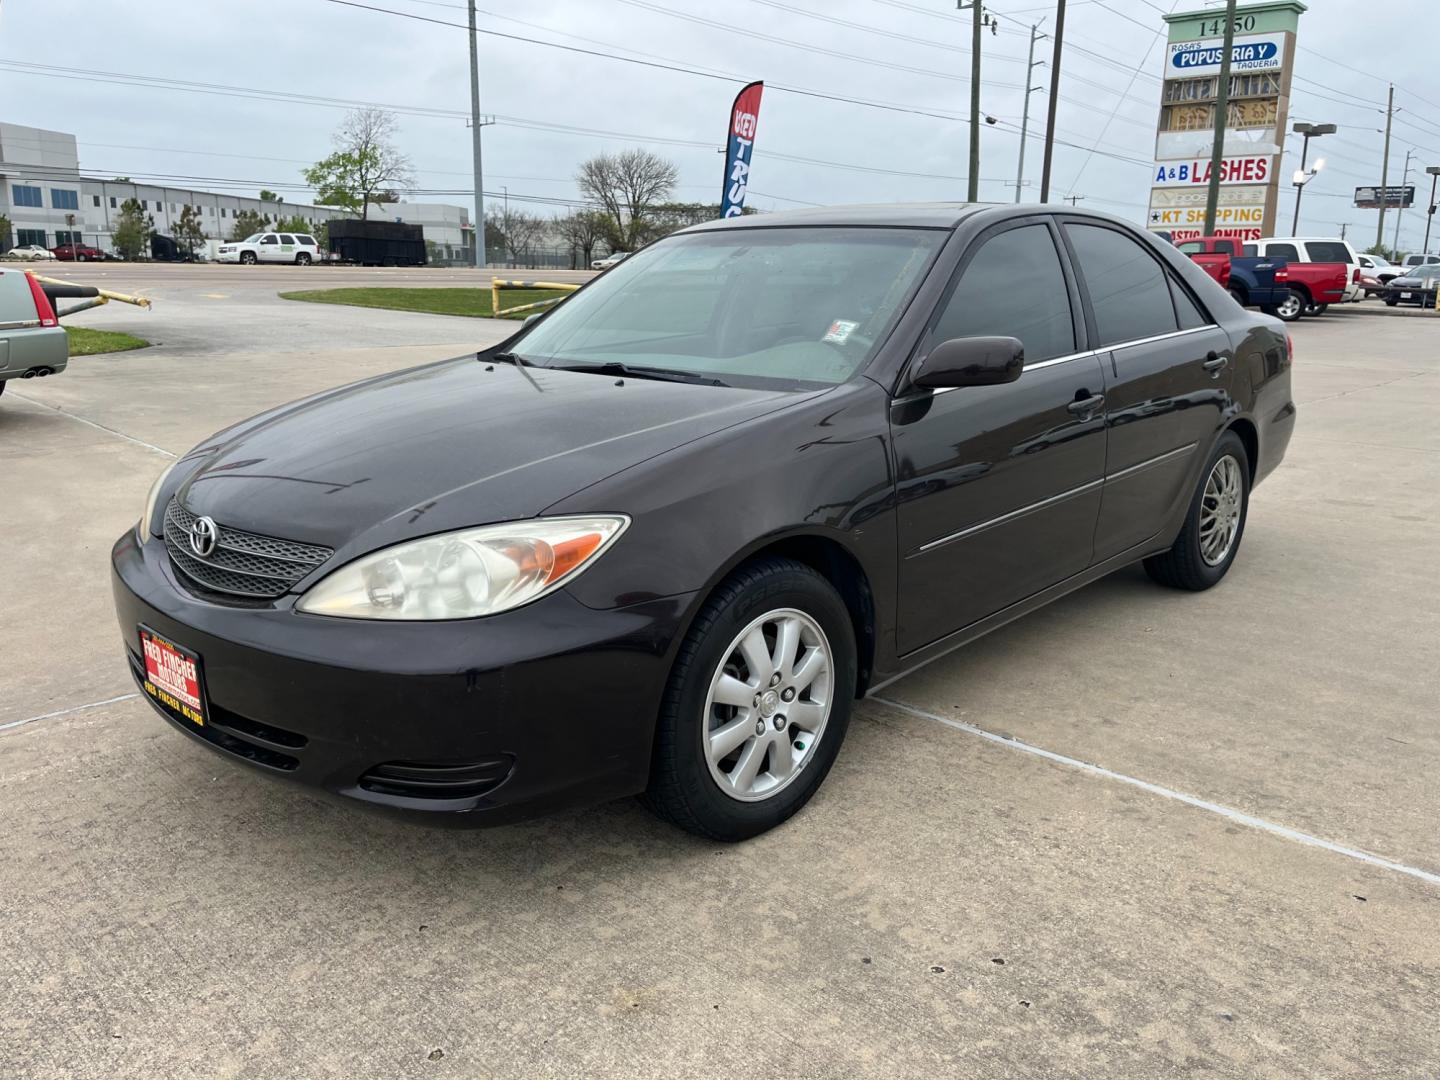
[[77, 253, 88, 262], [1144, 430, 1249, 592], [1228, 287, 1246, 307], [240, 252, 257, 265], [1384, 298, 1399, 307], [642, 557, 856, 841], [1303, 302, 1328, 316], [1270, 289, 1305, 321], [296, 253, 311, 266]]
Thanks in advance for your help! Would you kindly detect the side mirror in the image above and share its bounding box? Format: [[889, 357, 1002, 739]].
[[911, 335, 1024, 389], [523, 312, 543, 326]]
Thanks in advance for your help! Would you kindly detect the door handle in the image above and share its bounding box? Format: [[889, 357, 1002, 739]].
[[1202, 352, 1229, 377], [1067, 393, 1105, 417]]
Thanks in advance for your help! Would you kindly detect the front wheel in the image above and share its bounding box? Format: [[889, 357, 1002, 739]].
[[1144, 431, 1249, 591], [76, 253, 88, 262], [1384, 298, 1399, 307], [643, 558, 856, 841], [239, 251, 257, 265]]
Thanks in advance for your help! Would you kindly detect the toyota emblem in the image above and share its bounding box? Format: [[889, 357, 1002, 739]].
[[189, 515, 219, 558]]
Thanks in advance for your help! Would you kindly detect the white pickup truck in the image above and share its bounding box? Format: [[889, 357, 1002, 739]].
[[215, 231, 321, 266]]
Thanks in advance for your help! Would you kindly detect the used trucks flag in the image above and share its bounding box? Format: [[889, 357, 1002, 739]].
[[721, 81, 763, 217]]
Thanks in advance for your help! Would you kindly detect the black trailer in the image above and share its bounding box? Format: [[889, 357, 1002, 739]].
[[327, 219, 426, 267]]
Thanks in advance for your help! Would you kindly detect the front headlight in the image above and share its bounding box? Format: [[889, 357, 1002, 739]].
[[139, 462, 177, 537], [295, 515, 629, 620]]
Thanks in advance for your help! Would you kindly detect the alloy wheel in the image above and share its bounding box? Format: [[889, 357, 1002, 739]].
[[702, 608, 833, 802], [1276, 293, 1302, 319], [1200, 454, 1243, 566]]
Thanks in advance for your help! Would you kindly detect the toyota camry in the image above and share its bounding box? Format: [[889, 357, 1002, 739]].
[[113, 203, 1294, 841]]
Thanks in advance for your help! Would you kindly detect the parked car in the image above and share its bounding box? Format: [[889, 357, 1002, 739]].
[[0, 269, 68, 398], [2, 244, 57, 262], [1381, 263, 1440, 307], [1174, 236, 1292, 316], [1400, 253, 1440, 268], [114, 204, 1293, 841], [1241, 243, 1348, 318], [1249, 237, 1364, 303], [215, 231, 320, 265], [50, 242, 106, 262], [1357, 253, 1399, 296], [591, 252, 630, 270]]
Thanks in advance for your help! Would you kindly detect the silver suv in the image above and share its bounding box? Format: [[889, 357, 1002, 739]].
[[0, 268, 67, 399]]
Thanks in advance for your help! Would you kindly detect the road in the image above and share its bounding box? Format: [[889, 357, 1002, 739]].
[[1, 291, 1437, 1079], [23, 261, 598, 289]]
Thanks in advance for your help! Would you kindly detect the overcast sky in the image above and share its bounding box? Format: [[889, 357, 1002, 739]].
[[3, 0, 1439, 250]]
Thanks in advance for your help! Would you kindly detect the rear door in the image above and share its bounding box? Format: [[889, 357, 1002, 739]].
[[891, 217, 1107, 654], [1060, 220, 1232, 562]]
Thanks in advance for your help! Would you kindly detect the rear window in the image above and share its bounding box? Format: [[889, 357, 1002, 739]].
[[1177, 241, 1206, 255], [1305, 241, 1351, 263], [297, 235, 317, 245], [1242, 244, 1258, 256]]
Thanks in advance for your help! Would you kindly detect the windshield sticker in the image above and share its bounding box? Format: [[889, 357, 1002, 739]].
[[823, 319, 859, 344]]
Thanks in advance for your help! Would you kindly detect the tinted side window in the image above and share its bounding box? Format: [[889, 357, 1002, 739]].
[[1177, 241, 1205, 255], [1268, 242, 1300, 261], [260, 235, 278, 245], [279, 234, 296, 244], [1065, 224, 1178, 345], [298, 235, 316, 245], [1305, 241, 1350, 263], [1169, 276, 1208, 329], [1242, 244, 1257, 256], [931, 224, 1075, 365]]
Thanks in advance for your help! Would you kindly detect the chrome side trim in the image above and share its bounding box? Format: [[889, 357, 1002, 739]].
[[914, 478, 1104, 554], [1108, 325, 1220, 351], [1104, 442, 1197, 483], [912, 443, 1199, 556], [0, 318, 41, 330]]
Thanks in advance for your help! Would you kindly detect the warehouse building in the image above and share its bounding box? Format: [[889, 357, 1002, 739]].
[[0, 122, 472, 260]]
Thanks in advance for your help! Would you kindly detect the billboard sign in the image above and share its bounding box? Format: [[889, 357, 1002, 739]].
[[1148, 184, 1268, 209], [1166, 32, 1284, 77], [1153, 155, 1273, 187], [1147, 205, 1265, 234], [721, 81, 764, 218], [1353, 185, 1414, 209]]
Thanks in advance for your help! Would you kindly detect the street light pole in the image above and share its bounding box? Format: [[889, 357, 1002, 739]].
[[1202, 0, 1239, 237], [1423, 165, 1440, 256], [1290, 122, 1335, 234]]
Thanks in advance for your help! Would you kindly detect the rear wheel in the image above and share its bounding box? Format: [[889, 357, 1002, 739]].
[[643, 558, 856, 841], [295, 252, 312, 266], [1272, 290, 1304, 321], [1144, 431, 1249, 591], [76, 253, 88, 262], [1228, 287, 1247, 307], [1384, 298, 1399, 307], [239, 251, 257, 265], [1303, 302, 1328, 316]]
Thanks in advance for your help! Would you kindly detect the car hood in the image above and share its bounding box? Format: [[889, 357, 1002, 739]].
[[177, 356, 802, 556]]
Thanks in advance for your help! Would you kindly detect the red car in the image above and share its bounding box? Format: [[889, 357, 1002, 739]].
[[50, 242, 106, 262]]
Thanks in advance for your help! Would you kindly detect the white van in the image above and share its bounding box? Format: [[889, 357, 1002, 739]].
[[1249, 237, 1363, 302]]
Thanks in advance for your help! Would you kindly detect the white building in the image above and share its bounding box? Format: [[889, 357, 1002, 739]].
[[0, 122, 472, 260]]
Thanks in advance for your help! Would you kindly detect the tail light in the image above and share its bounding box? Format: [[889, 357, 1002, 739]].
[[1286, 332, 1294, 364], [1352, 267, 1362, 283], [1275, 267, 1289, 281], [23, 271, 59, 327]]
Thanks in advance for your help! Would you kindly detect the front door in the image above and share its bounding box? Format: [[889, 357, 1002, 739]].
[[258, 234, 282, 262], [892, 219, 1108, 655], [1060, 221, 1234, 561]]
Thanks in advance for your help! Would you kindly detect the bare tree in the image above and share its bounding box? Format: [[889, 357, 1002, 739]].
[[487, 206, 547, 267], [555, 210, 607, 268], [575, 149, 679, 251], [303, 107, 415, 221]]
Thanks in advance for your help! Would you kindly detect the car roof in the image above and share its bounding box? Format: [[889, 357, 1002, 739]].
[[678, 201, 1135, 233]]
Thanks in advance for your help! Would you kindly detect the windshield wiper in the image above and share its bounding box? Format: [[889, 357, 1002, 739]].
[[489, 351, 534, 366], [548, 361, 729, 387]]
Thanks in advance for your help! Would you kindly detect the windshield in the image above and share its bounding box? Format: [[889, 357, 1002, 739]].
[[243, 234, 262, 243], [515, 226, 946, 389]]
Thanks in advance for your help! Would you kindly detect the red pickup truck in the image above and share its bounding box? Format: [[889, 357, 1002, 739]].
[[49, 243, 106, 262]]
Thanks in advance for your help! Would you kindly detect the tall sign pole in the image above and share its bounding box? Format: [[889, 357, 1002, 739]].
[[1039, 0, 1065, 202], [1376, 84, 1394, 251], [1201, 0, 1238, 237], [467, 0, 486, 268]]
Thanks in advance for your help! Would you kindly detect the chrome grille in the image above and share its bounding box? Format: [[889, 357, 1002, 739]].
[[163, 498, 333, 600]]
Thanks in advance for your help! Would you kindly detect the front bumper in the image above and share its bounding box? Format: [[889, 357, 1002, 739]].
[[112, 528, 694, 826]]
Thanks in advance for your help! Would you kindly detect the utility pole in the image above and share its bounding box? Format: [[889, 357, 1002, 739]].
[[958, 1, 997, 202], [1063, 194, 1085, 206], [1338, 222, 1349, 241], [1015, 21, 1046, 204], [1392, 147, 1413, 253], [1376, 83, 1394, 251], [467, 0, 487, 268], [1202, 0, 1238, 237], [1423, 165, 1440, 256], [1039, 0, 1066, 202]]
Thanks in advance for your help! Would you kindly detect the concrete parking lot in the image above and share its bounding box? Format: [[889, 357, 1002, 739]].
[[2, 280, 1437, 1078]]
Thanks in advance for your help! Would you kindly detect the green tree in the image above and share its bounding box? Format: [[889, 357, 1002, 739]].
[[229, 209, 269, 241], [302, 107, 413, 221], [174, 204, 207, 259], [259, 189, 283, 204], [274, 214, 314, 235], [112, 198, 152, 260], [0, 214, 12, 253]]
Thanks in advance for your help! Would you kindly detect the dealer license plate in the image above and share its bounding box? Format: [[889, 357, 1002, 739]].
[[1400, 292, 1414, 299], [138, 626, 208, 728]]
